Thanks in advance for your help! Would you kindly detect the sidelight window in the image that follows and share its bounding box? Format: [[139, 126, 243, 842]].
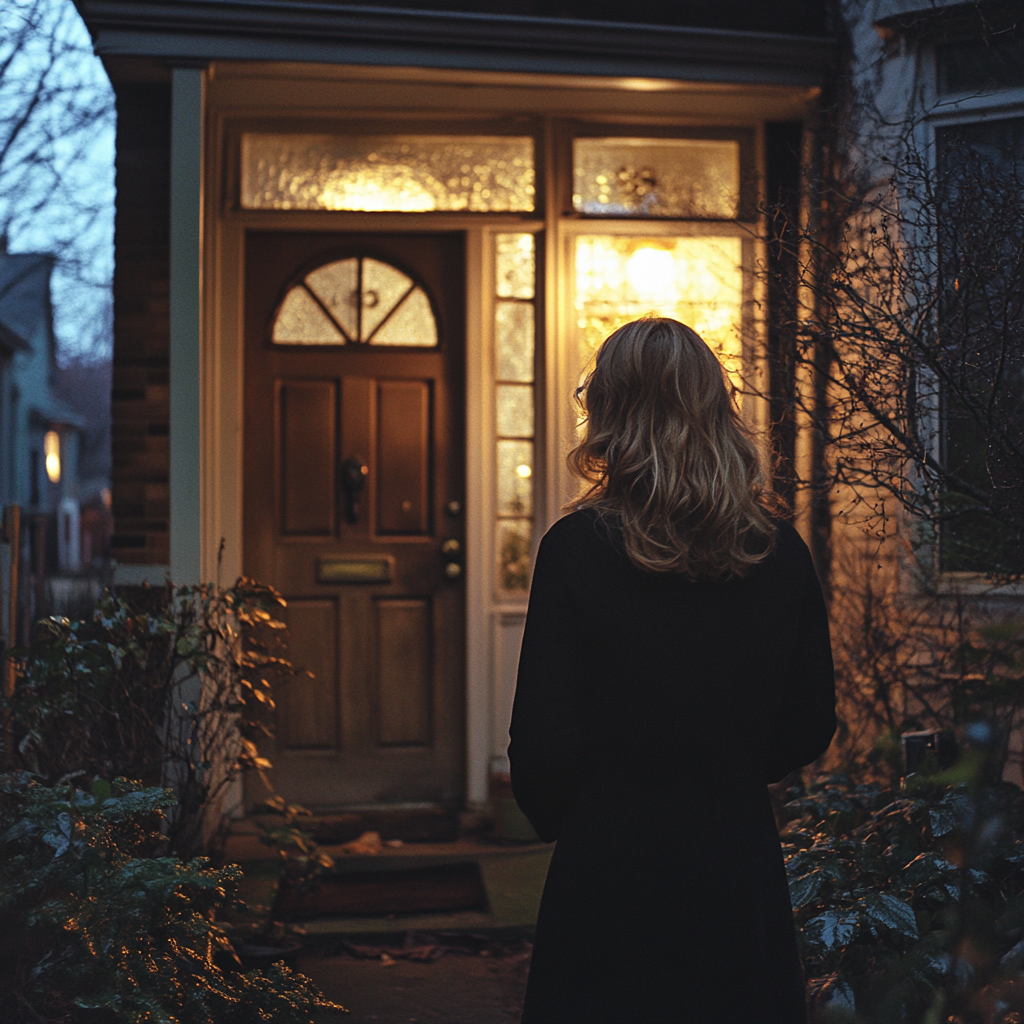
[[494, 233, 537, 595]]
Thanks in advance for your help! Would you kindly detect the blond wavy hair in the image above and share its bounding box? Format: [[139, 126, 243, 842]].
[[567, 317, 777, 580]]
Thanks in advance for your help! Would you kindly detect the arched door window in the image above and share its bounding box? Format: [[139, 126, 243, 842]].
[[272, 256, 438, 347]]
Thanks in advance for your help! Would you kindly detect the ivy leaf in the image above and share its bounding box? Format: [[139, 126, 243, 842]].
[[928, 805, 958, 837], [804, 910, 857, 953], [858, 892, 918, 938], [42, 813, 73, 858], [789, 871, 824, 909]]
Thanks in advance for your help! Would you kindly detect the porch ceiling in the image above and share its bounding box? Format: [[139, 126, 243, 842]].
[[74, 0, 837, 86]]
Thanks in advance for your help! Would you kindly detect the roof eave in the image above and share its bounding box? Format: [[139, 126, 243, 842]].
[[75, 0, 838, 86]]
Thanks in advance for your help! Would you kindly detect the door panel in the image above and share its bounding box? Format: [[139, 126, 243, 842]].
[[278, 381, 337, 536], [377, 380, 432, 536], [376, 597, 433, 746], [244, 231, 465, 810], [281, 599, 338, 749]]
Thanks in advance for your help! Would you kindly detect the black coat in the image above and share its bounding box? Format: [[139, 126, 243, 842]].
[[509, 511, 836, 1024]]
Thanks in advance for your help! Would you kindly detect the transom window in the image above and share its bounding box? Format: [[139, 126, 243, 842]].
[[272, 256, 438, 347], [242, 133, 535, 213], [573, 137, 739, 219]]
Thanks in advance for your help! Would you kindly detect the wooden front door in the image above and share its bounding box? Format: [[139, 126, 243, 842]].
[[243, 232, 466, 810]]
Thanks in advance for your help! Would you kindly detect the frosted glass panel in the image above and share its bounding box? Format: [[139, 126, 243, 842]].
[[574, 235, 743, 382], [496, 384, 533, 438], [497, 439, 533, 516], [242, 133, 535, 212], [305, 258, 358, 339], [496, 233, 535, 299], [272, 287, 345, 344], [495, 302, 534, 382], [573, 138, 739, 219], [497, 519, 532, 592], [273, 256, 437, 346], [362, 259, 415, 338], [372, 288, 437, 346]]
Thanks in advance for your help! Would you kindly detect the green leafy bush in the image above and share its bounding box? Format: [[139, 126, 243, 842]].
[[4, 579, 295, 857], [0, 772, 345, 1023], [786, 761, 1024, 1023]]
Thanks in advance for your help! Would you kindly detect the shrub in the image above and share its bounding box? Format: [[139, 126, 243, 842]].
[[0, 771, 345, 1023], [786, 753, 1024, 1023], [3, 579, 295, 857]]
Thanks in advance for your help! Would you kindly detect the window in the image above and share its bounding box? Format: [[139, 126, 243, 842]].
[[936, 118, 1024, 574], [573, 137, 739, 219], [242, 133, 535, 213], [573, 234, 743, 387], [937, 32, 1024, 95], [272, 257, 437, 346], [494, 233, 537, 595]]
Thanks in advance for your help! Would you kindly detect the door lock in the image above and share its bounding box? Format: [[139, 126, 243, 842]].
[[441, 537, 462, 580], [341, 456, 369, 524]]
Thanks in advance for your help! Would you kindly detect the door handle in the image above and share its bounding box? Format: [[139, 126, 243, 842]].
[[342, 456, 369, 524]]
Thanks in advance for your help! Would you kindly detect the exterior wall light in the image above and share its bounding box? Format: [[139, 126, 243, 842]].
[[44, 430, 61, 483]]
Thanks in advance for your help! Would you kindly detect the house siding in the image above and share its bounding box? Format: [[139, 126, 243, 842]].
[[110, 81, 171, 567]]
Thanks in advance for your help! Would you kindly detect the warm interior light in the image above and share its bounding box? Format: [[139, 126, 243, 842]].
[[516, 464, 532, 478], [44, 430, 60, 483], [626, 247, 677, 302], [320, 173, 437, 212], [574, 235, 744, 389]]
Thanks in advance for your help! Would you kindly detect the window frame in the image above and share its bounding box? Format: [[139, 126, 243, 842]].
[[926, 45, 1024, 588]]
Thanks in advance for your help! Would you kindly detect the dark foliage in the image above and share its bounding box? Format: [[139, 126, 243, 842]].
[[787, 753, 1024, 1023], [0, 772, 345, 1024], [3, 578, 297, 857]]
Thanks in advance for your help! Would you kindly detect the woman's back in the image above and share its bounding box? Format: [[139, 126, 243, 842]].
[[510, 512, 834, 1023], [508, 318, 835, 1023]]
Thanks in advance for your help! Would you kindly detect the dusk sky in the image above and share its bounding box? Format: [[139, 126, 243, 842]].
[[0, 0, 115, 363]]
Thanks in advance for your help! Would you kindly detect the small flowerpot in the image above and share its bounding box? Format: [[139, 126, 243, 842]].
[[489, 755, 539, 843]]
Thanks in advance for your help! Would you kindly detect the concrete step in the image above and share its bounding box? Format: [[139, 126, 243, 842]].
[[225, 830, 553, 938]]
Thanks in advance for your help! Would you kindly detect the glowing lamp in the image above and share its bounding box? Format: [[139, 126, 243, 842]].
[[44, 431, 61, 484], [626, 247, 677, 302], [516, 464, 532, 478]]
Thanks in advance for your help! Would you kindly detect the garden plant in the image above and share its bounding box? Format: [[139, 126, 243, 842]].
[[0, 579, 345, 1022]]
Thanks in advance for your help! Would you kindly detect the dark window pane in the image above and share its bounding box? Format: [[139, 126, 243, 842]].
[[938, 34, 1024, 95], [936, 119, 1024, 574]]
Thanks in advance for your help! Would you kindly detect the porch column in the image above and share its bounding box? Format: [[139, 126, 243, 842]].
[[169, 67, 204, 584]]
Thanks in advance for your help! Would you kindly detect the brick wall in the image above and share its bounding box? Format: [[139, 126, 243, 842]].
[[110, 82, 171, 567]]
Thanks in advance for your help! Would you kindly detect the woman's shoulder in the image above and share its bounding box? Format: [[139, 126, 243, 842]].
[[762, 517, 818, 580], [540, 509, 615, 553]]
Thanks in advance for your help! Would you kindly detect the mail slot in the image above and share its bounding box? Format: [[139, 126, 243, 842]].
[[317, 557, 393, 584]]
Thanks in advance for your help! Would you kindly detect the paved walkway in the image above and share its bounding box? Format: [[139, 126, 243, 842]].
[[224, 831, 546, 1022], [302, 945, 531, 1024]]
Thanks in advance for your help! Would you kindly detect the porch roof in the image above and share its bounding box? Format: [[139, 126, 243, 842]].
[[74, 0, 838, 87]]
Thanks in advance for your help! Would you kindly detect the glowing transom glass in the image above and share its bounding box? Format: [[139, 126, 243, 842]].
[[272, 257, 437, 346], [242, 134, 535, 212], [574, 235, 743, 385], [573, 138, 739, 219]]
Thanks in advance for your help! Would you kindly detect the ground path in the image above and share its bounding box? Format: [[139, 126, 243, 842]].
[[302, 945, 530, 1024]]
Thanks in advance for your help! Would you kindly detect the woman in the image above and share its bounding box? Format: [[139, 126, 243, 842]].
[[509, 318, 835, 1024]]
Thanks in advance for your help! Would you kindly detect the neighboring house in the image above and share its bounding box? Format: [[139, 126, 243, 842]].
[[71, 0, 1018, 817], [0, 240, 88, 593], [853, 0, 1024, 578]]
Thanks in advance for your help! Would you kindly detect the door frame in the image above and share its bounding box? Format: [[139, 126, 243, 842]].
[[192, 64, 812, 809]]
